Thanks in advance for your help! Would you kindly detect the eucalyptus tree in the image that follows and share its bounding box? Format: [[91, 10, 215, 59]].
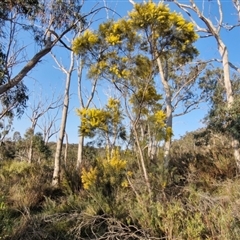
[[199, 69, 240, 155], [173, 0, 240, 169], [52, 50, 75, 186], [0, 1, 84, 151], [51, 1, 105, 186], [0, 0, 84, 94]]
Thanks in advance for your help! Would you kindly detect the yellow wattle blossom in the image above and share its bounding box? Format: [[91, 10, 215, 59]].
[[82, 149, 128, 191], [103, 149, 127, 172], [72, 29, 99, 54], [76, 108, 111, 136], [127, 171, 133, 177], [121, 180, 128, 188], [109, 65, 121, 78], [154, 110, 166, 128], [106, 34, 121, 45], [107, 98, 120, 109], [121, 57, 128, 63], [81, 167, 98, 190], [121, 69, 131, 78]]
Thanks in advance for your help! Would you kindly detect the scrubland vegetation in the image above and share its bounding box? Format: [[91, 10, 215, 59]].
[[1, 0, 240, 239], [1, 131, 240, 240]]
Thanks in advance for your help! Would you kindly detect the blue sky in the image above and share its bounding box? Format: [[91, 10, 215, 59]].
[[10, 0, 240, 143]]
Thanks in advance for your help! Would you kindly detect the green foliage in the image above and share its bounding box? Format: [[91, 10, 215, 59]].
[[0, 138, 240, 239], [33, 132, 52, 160], [0, 0, 31, 120], [0, 161, 52, 211], [200, 70, 240, 142], [0, 0, 39, 17], [21, 129, 52, 162], [129, 83, 163, 115]]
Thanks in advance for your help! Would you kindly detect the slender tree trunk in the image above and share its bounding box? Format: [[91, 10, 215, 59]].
[[218, 40, 240, 169], [28, 140, 33, 163], [76, 135, 84, 169], [147, 123, 157, 160], [76, 56, 98, 169], [64, 132, 68, 167], [218, 41, 234, 104], [52, 88, 70, 186], [52, 52, 74, 187], [132, 124, 152, 196], [174, 0, 240, 171], [27, 121, 37, 163], [156, 57, 172, 168]]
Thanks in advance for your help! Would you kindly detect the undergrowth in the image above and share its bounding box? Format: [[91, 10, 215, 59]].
[[0, 134, 240, 240]]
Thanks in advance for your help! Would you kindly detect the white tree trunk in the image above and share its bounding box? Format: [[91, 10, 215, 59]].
[[218, 41, 234, 105], [132, 124, 152, 196], [27, 121, 37, 163], [147, 124, 157, 160], [218, 40, 240, 169], [76, 56, 98, 169], [174, 0, 240, 171], [156, 57, 173, 168], [52, 52, 74, 187], [64, 132, 68, 167], [28, 140, 33, 163], [52, 85, 70, 186]]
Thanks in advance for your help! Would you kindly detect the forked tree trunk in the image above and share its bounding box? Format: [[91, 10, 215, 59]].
[[132, 124, 152, 196], [52, 51, 74, 187], [174, 0, 240, 171]]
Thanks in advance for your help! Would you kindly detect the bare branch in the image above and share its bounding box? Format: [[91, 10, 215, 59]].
[[229, 61, 240, 73], [171, 62, 206, 104], [216, 0, 223, 34], [128, 0, 136, 6], [0, 5, 105, 96], [233, 0, 240, 21], [173, 101, 201, 117]]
